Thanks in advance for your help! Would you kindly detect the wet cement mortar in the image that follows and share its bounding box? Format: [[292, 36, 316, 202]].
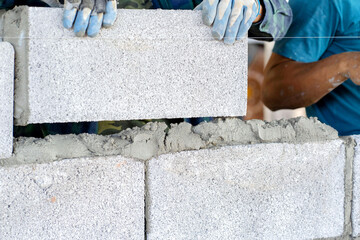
[[0, 117, 339, 166]]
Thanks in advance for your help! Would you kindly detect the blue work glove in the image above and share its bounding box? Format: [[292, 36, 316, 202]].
[[196, 0, 260, 44], [63, 0, 117, 37]]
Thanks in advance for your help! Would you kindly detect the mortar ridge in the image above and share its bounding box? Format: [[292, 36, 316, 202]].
[[0, 116, 341, 166], [3, 6, 30, 125]]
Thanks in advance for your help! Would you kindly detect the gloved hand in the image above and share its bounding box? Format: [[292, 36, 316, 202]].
[[63, 0, 117, 37], [196, 0, 260, 44]]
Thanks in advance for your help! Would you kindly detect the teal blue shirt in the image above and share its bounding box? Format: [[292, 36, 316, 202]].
[[273, 0, 360, 136]]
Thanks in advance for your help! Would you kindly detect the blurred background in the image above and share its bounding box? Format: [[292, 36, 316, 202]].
[[245, 40, 306, 121]]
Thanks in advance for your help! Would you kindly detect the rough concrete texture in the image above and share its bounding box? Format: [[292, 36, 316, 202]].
[[3, 7, 248, 126], [0, 117, 339, 166], [0, 155, 144, 239], [351, 135, 360, 237], [0, 42, 14, 159], [147, 141, 345, 240], [192, 116, 339, 144]]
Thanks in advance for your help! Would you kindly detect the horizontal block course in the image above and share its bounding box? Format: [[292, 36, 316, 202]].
[[352, 135, 360, 237], [0, 42, 14, 159], [0, 155, 144, 239], [147, 141, 345, 239], [4, 7, 247, 126]]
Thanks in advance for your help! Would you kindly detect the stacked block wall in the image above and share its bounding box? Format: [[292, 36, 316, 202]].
[[2, 135, 359, 239], [1, 7, 360, 240]]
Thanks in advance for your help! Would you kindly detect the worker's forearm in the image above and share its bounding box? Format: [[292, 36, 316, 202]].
[[262, 53, 353, 110]]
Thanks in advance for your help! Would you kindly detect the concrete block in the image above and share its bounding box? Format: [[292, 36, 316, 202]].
[[0, 155, 144, 239], [147, 141, 345, 239], [0, 42, 14, 159], [4, 7, 248, 126], [352, 135, 360, 237]]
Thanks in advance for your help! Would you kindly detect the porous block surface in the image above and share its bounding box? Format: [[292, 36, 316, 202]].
[[147, 141, 345, 239], [0, 42, 14, 159], [352, 135, 360, 237], [0, 156, 144, 239], [4, 7, 247, 125]]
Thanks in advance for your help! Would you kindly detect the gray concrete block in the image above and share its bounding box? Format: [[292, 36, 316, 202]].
[[147, 140, 345, 240], [352, 135, 360, 237], [0, 155, 144, 239], [4, 7, 248, 126], [0, 42, 14, 159]]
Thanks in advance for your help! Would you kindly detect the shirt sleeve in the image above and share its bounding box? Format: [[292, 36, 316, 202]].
[[249, 0, 293, 42], [273, 0, 339, 63]]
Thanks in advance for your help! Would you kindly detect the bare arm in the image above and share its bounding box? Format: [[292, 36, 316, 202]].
[[262, 52, 360, 111]]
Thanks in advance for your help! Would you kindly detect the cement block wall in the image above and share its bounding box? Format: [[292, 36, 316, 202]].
[[1, 6, 360, 240], [0, 42, 14, 159], [3, 7, 247, 126], [0, 118, 359, 239]]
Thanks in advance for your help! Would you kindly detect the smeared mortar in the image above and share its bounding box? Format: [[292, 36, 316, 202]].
[[0, 10, 5, 42], [1, 117, 339, 166], [3, 7, 30, 125]]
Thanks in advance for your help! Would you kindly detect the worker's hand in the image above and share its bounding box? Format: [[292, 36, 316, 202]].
[[63, 0, 117, 37], [196, 0, 260, 44]]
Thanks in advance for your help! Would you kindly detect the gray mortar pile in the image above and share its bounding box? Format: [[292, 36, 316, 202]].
[[1, 117, 339, 166]]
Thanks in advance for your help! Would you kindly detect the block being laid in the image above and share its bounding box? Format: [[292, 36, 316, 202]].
[[0, 42, 14, 159], [0, 155, 144, 239], [147, 141, 345, 239], [351, 135, 360, 237], [4, 7, 248, 126]]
